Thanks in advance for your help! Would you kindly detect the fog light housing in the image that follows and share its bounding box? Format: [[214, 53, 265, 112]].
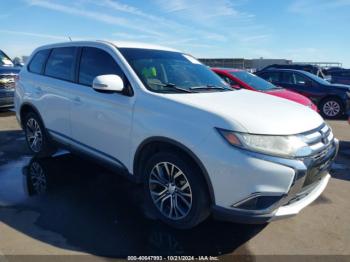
[[232, 195, 283, 210]]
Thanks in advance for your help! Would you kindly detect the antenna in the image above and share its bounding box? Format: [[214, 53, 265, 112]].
[[68, 36, 72, 42]]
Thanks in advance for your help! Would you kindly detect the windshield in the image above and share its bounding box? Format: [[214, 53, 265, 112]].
[[230, 71, 278, 91], [0, 50, 13, 66], [119, 48, 231, 93], [303, 71, 331, 85]]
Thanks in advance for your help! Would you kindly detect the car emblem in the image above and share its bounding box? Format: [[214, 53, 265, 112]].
[[322, 137, 329, 144], [320, 131, 328, 144]]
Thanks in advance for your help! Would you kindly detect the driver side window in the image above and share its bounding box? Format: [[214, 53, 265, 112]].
[[293, 73, 309, 85], [78, 47, 123, 87]]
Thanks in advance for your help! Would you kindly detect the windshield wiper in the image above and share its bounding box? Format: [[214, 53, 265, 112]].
[[189, 84, 231, 91], [149, 81, 194, 93]]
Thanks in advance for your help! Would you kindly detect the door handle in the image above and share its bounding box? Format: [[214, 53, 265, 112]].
[[73, 96, 81, 103], [35, 86, 42, 94]]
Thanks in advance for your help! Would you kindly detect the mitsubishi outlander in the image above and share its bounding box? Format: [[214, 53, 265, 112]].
[[15, 41, 338, 229]]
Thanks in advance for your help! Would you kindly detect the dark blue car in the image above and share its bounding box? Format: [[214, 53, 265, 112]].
[[0, 49, 21, 109], [328, 69, 350, 85], [256, 69, 350, 119]]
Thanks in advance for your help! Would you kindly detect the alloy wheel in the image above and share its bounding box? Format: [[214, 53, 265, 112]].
[[26, 118, 43, 152], [323, 101, 340, 117], [149, 162, 193, 220], [29, 162, 47, 194]]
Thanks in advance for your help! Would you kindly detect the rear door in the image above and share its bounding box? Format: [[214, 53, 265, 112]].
[[22, 49, 51, 115], [280, 71, 323, 101], [279, 71, 304, 93], [69, 46, 134, 168], [40, 47, 78, 138]]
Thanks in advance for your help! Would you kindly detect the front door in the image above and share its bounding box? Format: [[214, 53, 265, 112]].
[[69, 46, 134, 168]]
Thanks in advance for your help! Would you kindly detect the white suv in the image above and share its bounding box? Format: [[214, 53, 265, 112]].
[[15, 41, 338, 229]]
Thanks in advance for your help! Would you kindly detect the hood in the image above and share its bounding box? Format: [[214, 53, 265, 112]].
[[0, 65, 21, 75], [329, 83, 350, 91], [264, 88, 312, 106], [164, 90, 323, 135]]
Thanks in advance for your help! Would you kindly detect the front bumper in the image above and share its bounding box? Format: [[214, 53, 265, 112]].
[[212, 138, 338, 224], [0, 92, 14, 108], [344, 98, 350, 113]]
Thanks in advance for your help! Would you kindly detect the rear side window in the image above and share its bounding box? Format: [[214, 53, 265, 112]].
[[28, 49, 50, 74], [78, 47, 123, 86], [260, 72, 280, 82], [281, 72, 308, 85], [45, 47, 78, 81]]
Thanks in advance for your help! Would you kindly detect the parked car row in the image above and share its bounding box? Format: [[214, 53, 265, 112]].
[[0, 49, 20, 109], [212, 68, 318, 111], [3, 46, 350, 119], [211, 67, 350, 119], [259, 64, 350, 86], [15, 40, 338, 229], [259, 64, 327, 80], [256, 69, 350, 119], [327, 69, 350, 85]]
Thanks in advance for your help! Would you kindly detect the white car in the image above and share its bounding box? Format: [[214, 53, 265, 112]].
[[15, 41, 338, 229]]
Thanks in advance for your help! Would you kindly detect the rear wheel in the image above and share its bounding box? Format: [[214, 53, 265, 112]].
[[23, 112, 56, 156], [143, 151, 210, 229], [320, 98, 343, 119]]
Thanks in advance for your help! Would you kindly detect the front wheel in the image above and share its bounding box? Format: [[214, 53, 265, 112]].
[[143, 151, 210, 229], [320, 98, 344, 119]]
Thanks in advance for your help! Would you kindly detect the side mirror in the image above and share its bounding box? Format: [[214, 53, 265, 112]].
[[92, 74, 124, 92], [14, 62, 23, 67]]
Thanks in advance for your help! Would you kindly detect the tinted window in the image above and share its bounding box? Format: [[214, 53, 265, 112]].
[[260, 72, 280, 83], [79, 47, 123, 86], [294, 73, 309, 85], [230, 71, 278, 91], [45, 47, 77, 81], [281, 72, 311, 85], [281, 72, 294, 84], [28, 49, 50, 74], [0, 50, 13, 66], [218, 73, 238, 86], [302, 71, 330, 85]]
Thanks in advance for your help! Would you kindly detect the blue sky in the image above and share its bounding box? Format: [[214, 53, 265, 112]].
[[1, 0, 350, 66]]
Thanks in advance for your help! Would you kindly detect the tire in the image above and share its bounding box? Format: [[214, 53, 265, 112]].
[[143, 151, 210, 229], [23, 112, 56, 157], [27, 160, 48, 195], [320, 97, 344, 119]]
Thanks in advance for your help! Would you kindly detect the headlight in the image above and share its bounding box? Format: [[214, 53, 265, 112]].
[[217, 128, 311, 158]]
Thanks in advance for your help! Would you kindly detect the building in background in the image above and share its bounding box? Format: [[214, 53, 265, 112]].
[[199, 57, 292, 71], [199, 57, 343, 71], [198, 58, 252, 69], [251, 58, 292, 70]]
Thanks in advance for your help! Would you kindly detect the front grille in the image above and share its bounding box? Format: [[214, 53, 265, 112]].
[[302, 123, 334, 156], [0, 74, 16, 90], [300, 124, 336, 188], [290, 123, 337, 190]]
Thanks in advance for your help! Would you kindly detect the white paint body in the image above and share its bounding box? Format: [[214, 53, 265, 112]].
[[15, 41, 333, 222]]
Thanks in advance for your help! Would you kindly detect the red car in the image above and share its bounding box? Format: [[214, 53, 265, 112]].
[[212, 68, 318, 112]]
